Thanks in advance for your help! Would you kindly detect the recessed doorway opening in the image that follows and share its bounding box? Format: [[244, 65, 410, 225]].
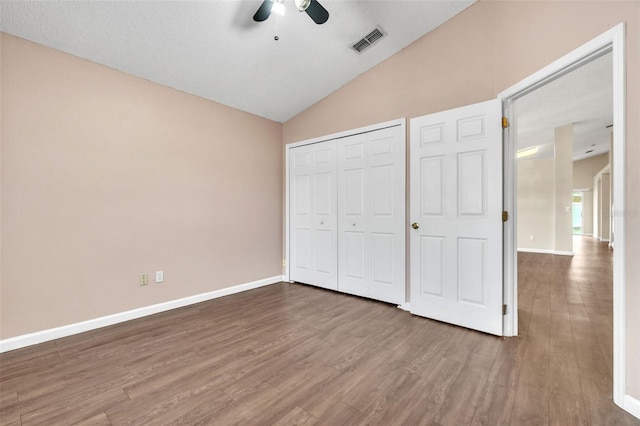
[[500, 23, 627, 412]]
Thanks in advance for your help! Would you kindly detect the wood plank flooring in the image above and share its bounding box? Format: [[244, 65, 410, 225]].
[[1, 236, 638, 425]]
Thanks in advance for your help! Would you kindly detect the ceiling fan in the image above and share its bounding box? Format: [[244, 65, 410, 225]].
[[253, 0, 329, 25]]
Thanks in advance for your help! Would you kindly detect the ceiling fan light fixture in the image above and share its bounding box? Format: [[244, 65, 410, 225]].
[[271, 0, 285, 16], [294, 0, 311, 12]]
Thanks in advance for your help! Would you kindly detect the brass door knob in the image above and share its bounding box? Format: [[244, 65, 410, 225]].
[[411, 223, 420, 230]]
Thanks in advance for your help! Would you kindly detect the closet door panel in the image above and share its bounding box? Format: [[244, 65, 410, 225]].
[[293, 229, 311, 270], [344, 169, 365, 216], [372, 232, 394, 284], [290, 148, 314, 284], [290, 142, 337, 290], [367, 126, 405, 304], [338, 126, 405, 304], [345, 231, 366, 280], [338, 134, 368, 297]]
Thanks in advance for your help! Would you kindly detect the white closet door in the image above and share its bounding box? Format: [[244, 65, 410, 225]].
[[290, 141, 338, 290], [337, 133, 368, 297], [338, 126, 405, 304]]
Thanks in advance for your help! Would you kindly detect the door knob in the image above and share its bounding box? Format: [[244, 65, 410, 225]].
[[411, 223, 420, 230]]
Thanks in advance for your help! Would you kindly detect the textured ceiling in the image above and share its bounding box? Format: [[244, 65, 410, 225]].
[[0, 0, 475, 123], [515, 51, 613, 162]]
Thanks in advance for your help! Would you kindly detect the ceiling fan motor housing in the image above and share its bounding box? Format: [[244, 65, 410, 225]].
[[254, 0, 328, 24], [295, 0, 312, 12]]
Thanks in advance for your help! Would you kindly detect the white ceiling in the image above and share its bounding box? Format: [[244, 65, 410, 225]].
[[514, 51, 613, 162], [0, 0, 475, 123]]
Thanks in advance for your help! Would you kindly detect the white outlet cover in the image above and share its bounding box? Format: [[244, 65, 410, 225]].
[[156, 271, 164, 283]]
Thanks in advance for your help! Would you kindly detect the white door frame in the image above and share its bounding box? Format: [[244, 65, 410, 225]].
[[499, 23, 628, 411], [284, 118, 406, 284]]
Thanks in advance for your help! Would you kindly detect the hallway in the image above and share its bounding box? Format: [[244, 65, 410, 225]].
[[513, 236, 635, 424]]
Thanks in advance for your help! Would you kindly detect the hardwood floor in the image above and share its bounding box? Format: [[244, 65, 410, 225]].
[[1, 236, 638, 425]]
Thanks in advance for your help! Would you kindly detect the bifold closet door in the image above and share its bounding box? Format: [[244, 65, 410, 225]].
[[289, 141, 338, 290], [337, 126, 405, 304]]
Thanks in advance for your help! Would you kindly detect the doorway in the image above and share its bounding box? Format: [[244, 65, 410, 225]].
[[500, 23, 626, 409]]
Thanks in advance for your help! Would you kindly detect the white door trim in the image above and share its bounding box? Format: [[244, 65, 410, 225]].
[[499, 23, 628, 413], [284, 118, 406, 283]]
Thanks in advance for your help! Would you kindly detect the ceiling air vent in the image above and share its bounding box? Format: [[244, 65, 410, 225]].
[[351, 27, 386, 54]]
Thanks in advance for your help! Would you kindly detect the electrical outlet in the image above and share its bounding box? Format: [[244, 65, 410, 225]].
[[139, 273, 149, 286], [529, 235, 535, 241], [155, 270, 164, 283], [282, 260, 287, 267]]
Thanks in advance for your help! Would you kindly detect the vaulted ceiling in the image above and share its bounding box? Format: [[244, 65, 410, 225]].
[[2, 1, 613, 160], [0, 0, 475, 123]]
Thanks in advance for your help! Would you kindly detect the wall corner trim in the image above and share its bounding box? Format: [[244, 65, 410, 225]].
[[0, 275, 284, 353], [623, 394, 640, 420]]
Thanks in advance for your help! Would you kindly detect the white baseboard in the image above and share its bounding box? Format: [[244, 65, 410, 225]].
[[517, 248, 554, 254], [0, 275, 284, 353], [517, 248, 573, 256], [600, 238, 611, 242], [623, 393, 640, 420], [553, 250, 574, 256]]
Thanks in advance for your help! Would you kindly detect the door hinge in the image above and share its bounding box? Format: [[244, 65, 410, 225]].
[[503, 304, 508, 315], [502, 117, 509, 129], [502, 211, 509, 222]]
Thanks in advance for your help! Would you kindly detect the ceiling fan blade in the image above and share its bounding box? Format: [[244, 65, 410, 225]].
[[253, 0, 273, 22], [305, 0, 329, 24]]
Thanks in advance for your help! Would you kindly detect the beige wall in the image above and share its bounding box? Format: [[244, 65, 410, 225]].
[[581, 191, 595, 236], [518, 132, 608, 248], [517, 157, 555, 251], [574, 153, 609, 235], [283, 1, 640, 400], [555, 124, 574, 253], [574, 153, 609, 188], [0, 34, 283, 339]]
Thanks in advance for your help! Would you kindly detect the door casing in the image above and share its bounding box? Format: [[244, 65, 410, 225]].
[[499, 22, 627, 411]]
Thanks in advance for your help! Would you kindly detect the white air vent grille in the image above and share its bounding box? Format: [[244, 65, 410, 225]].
[[351, 27, 386, 54]]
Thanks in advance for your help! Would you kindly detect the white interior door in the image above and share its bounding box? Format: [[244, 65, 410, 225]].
[[337, 125, 405, 304], [410, 99, 503, 335], [290, 141, 338, 290]]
